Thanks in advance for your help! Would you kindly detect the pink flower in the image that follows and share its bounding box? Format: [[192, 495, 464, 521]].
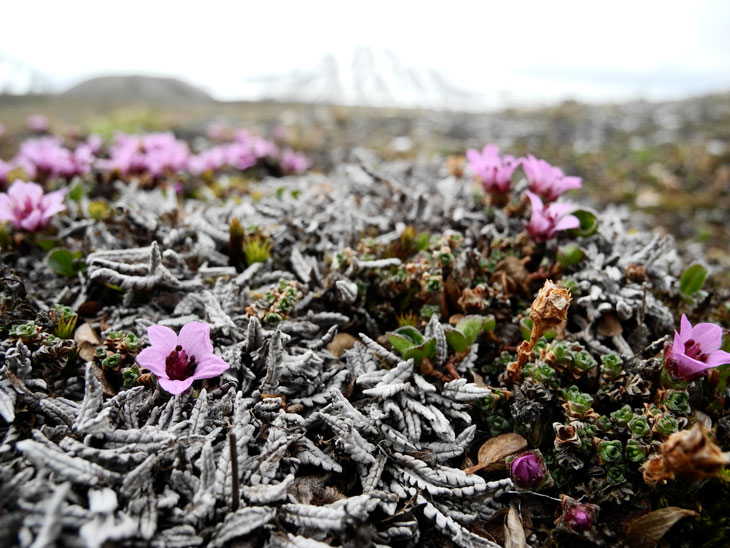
[[665, 314, 730, 381], [0, 180, 66, 231], [466, 144, 519, 194], [522, 154, 582, 202], [136, 322, 230, 395], [525, 190, 580, 242], [280, 148, 310, 174], [98, 133, 189, 177], [14, 137, 91, 181]]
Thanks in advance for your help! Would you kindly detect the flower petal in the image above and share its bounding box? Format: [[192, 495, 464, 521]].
[[679, 314, 692, 342], [147, 325, 178, 354], [179, 321, 214, 358], [525, 190, 544, 214], [674, 352, 713, 379], [690, 322, 723, 354], [135, 347, 168, 376], [553, 214, 580, 232], [191, 354, 230, 380], [671, 330, 684, 357], [41, 189, 67, 218], [158, 377, 195, 395], [0, 194, 15, 222], [9, 180, 43, 204], [19, 209, 43, 231], [705, 349, 730, 369]]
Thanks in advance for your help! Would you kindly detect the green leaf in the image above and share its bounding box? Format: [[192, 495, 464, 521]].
[[556, 244, 585, 268], [36, 239, 60, 252], [679, 264, 707, 297], [569, 209, 599, 237], [393, 326, 425, 345], [403, 338, 437, 363], [455, 315, 493, 346], [68, 180, 85, 202], [445, 327, 469, 352], [47, 249, 78, 277]]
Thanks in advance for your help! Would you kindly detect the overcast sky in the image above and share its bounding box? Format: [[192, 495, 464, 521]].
[[2, 0, 730, 106]]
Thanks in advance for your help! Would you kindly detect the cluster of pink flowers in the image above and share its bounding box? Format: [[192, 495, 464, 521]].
[[0, 180, 66, 231], [467, 145, 582, 202], [98, 132, 190, 178], [466, 145, 583, 241], [188, 130, 309, 175], [1, 125, 310, 183], [13, 137, 94, 181]]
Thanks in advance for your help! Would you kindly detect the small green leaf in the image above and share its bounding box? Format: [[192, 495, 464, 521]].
[[68, 180, 85, 202], [455, 315, 493, 346], [387, 333, 415, 356], [47, 249, 77, 277], [556, 244, 585, 268], [445, 327, 469, 352], [393, 326, 425, 346], [679, 263, 707, 297], [403, 338, 437, 363], [36, 239, 60, 252], [569, 209, 599, 237]]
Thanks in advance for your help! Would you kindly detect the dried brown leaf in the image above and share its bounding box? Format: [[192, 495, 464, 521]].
[[504, 505, 526, 548], [75, 322, 101, 362], [597, 310, 623, 337], [625, 507, 698, 547], [326, 333, 358, 358], [465, 433, 527, 474]]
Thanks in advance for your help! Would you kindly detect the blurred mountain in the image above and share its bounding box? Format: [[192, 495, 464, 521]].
[[247, 47, 485, 111], [63, 75, 213, 103], [0, 54, 53, 94]]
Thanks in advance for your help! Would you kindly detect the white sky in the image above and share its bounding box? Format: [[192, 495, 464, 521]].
[[2, 0, 730, 106]]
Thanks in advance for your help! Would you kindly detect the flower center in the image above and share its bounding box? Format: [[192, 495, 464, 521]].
[[165, 344, 197, 381], [684, 339, 709, 362]]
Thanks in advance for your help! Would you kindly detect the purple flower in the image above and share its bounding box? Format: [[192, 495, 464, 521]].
[[508, 450, 547, 489], [665, 314, 730, 381], [562, 501, 598, 533], [466, 144, 519, 194], [525, 190, 580, 242], [14, 137, 92, 181], [0, 180, 67, 231], [27, 114, 49, 133], [99, 133, 189, 177], [136, 322, 230, 395], [522, 154, 582, 202], [280, 148, 310, 174]]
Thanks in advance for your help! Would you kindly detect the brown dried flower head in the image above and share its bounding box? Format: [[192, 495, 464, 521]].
[[507, 280, 571, 380], [643, 423, 730, 484]]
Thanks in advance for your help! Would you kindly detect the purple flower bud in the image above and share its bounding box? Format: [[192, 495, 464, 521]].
[[508, 450, 547, 489], [562, 502, 598, 533]]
